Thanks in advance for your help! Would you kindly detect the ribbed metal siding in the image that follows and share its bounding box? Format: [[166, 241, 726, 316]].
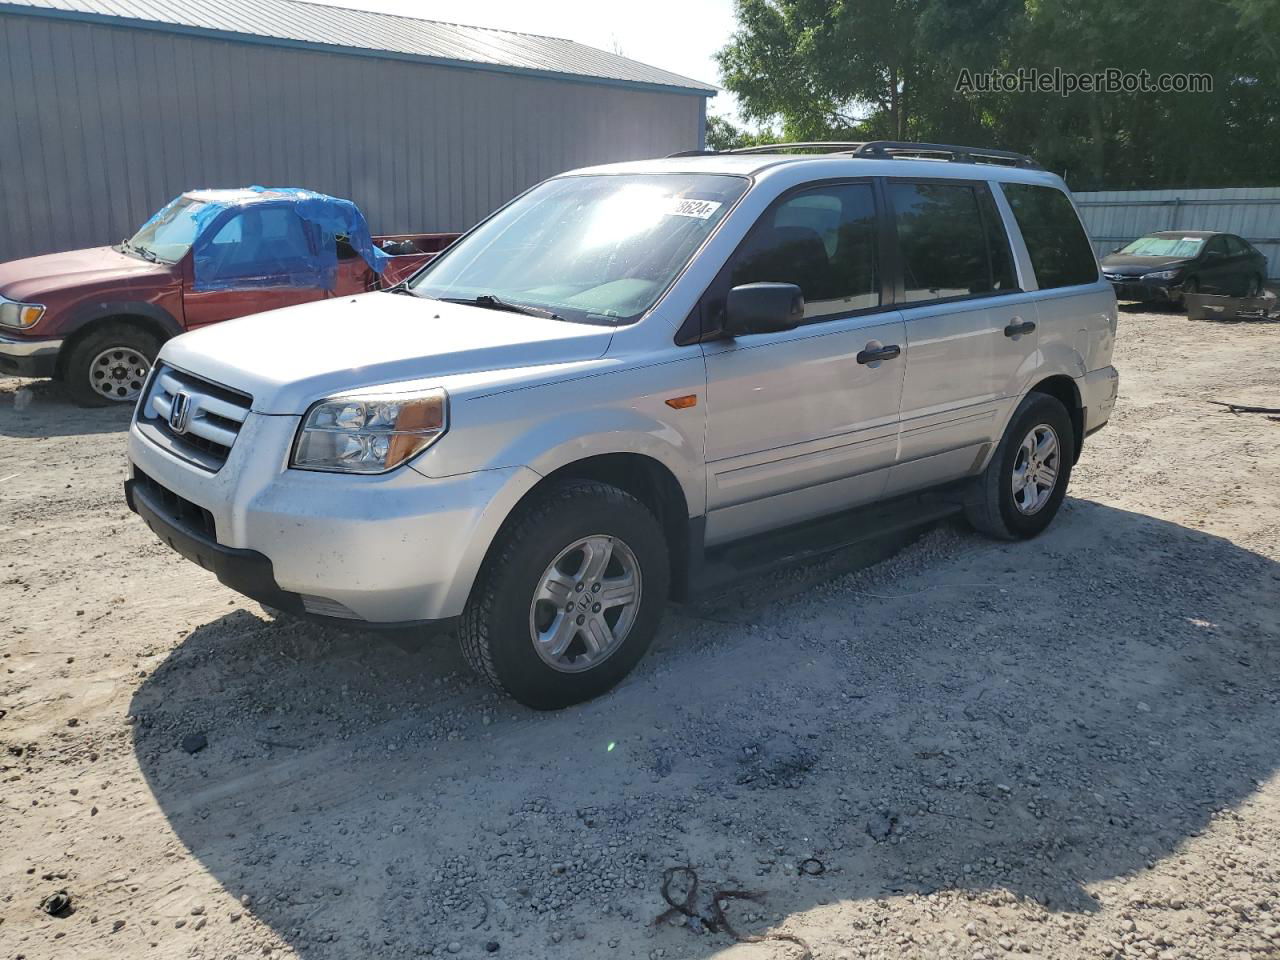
[[1074, 187, 1280, 280], [0, 0, 718, 93], [0, 12, 707, 262]]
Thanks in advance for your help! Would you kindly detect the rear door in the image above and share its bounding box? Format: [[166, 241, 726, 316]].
[[700, 180, 907, 545], [1198, 235, 1236, 294], [182, 205, 329, 328], [1000, 180, 1113, 404], [884, 179, 1038, 496]]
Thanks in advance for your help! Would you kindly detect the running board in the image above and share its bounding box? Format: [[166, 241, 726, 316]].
[[682, 487, 967, 601]]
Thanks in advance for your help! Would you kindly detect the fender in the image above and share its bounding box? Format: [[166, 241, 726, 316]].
[[62, 299, 184, 340], [413, 355, 709, 517], [425, 423, 703, 618]]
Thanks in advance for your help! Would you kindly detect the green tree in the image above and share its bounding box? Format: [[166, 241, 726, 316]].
[[716, 0, 1280, 189]]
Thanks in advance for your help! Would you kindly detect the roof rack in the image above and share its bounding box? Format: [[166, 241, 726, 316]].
[[667, 140, 1041, 169]]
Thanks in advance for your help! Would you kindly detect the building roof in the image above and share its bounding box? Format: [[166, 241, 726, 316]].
[[0, 0, 718, 96]]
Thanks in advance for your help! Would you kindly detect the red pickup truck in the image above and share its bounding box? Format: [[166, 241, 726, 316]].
[[0, 187, 457, 405]]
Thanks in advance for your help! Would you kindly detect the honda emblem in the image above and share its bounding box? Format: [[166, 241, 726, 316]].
[[168, 391, 192, 434]]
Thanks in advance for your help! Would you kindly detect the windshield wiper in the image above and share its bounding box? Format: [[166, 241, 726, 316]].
[[443, 294, 566, 322], [119, 239, 158, 263]]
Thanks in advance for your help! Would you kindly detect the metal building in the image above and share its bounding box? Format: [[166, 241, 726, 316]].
[[0, 0, 715, 262]]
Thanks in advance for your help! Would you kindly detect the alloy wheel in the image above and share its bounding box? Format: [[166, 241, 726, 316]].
[[1011, 423, 1060, 515], [528, 535, 642, 673]]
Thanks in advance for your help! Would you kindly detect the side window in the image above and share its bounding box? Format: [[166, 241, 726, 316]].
[[729, 183, 879, 320], [201, 207, 316, 285], [1204, 236, 1228, 259], [1225, 236, 1249, 256], [1001, 183, 1098, 289], [889, 182, 1007, 303]]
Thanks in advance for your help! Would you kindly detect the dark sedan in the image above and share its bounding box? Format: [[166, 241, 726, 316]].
[[1100, 231, 1268, 303]]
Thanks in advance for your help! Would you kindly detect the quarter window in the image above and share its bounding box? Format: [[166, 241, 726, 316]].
[[1001, 183, 1098, 289], [889, 182, 1014, 304], [729, 183, 880, 320]]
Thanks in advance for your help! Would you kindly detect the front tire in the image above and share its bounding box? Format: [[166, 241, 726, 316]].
[[459, 480, 670, 709], [965, 392, 1075, 540], [64, 322, 159, 407]]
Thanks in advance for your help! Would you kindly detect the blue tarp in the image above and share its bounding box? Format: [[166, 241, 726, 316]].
[[141, 186, 390, 292]]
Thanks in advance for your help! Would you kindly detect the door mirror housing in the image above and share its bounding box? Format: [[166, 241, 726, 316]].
[[724, 283, 804, 336]]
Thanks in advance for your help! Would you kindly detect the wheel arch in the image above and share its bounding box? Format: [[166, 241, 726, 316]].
[[1029, 374, 1085, 462], [464, 453, 696, 610], [55, 302, 181, 379]]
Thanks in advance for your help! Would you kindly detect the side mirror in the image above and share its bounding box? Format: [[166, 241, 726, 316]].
[[724, 283, 804, 336]]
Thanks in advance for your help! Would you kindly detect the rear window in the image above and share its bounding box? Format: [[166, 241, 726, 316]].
[[888, 182, 1016, 304], [1002, 184, 1098, 289]]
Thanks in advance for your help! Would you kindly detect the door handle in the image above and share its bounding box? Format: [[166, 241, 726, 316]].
[[856, 343, 901, 364], [1004, 318, 1036, 338]]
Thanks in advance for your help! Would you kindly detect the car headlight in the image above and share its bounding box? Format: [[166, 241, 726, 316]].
[[292, 388, 448, 474], [1142, 269, 1182, 281], [0, 295, 45, 329]]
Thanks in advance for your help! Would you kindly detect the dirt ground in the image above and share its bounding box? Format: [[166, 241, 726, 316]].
[[2, 305, 1280, 960]]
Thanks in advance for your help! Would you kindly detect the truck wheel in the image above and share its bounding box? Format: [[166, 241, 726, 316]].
[[65, 322, 159, 407], [964, 392, 1075, 541], [460, 480, 670, 710]]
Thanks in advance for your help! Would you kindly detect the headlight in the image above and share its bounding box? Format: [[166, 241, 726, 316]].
[[1142, 270, 1182, 281], [0, 295, 45, 329], [292, 388, 448, 474]]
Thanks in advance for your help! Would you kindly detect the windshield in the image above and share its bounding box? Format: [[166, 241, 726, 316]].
[[1119, 234, 1205, 258], [409, 174, 749, 324], [126, 197, 207, 263]]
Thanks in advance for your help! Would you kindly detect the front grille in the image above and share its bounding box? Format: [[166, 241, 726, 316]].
[[137, 364, 252, 471], [132, 468, 217, 541]]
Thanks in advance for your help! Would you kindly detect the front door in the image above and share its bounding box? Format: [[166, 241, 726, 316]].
[[700, 181, 907, 546], [883, 179, 1038, 495], [182, 205, 329, 329]]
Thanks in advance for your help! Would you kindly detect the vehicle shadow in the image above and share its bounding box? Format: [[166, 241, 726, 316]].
[[0, 376, 133, 437], [128, 499, 1280, 958]]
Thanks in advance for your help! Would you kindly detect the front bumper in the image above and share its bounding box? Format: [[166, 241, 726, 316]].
[[1105, 277, 1180, 303], [0, 332, 62, 378], [126, 411, 540, 624]]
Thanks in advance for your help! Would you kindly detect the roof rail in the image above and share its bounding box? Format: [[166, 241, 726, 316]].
[[725, 141, 869, 155], [666, 140, 1041, 169], [852, 141, 1040, 168]]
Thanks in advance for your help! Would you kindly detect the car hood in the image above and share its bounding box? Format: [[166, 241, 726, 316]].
[[161, 292, 615, 414], [0, 246, 174, 301], [1099, 254, 1192, 276]]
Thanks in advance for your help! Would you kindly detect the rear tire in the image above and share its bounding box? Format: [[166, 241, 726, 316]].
[[965, 392, 1075, 540], [459, 480, 670, 710], [64, 322, 159, 407]]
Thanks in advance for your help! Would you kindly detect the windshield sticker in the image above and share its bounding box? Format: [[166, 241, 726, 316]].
[[665, 197, 723, 220]]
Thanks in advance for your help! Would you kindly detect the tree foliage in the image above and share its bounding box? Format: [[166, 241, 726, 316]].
[[716, 0, 1280, 188]]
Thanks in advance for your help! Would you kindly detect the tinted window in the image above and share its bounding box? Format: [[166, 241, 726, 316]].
[[1205, 236, 1229, 258], [1002, 184, 1098, 289], [1225, 236, 1251, 256], [890, 182, 1010, 303], [730, 183, 879, 320]]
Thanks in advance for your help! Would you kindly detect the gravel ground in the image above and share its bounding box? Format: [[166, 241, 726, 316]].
[[2, 306, 1279, 960]]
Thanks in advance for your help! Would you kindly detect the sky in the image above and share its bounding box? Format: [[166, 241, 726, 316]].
[[313, 0, 743, 121]]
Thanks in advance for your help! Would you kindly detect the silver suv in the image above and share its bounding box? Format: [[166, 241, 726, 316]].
[[126, 141, 1119, 709]]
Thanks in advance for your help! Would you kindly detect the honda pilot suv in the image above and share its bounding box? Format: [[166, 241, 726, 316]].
[[125, 142, 1119, 709]]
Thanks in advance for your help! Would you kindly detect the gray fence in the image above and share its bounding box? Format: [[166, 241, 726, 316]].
[[1073, 188, 1280, 280]]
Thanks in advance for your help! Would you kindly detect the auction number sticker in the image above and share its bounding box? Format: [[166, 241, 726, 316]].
[[665, 197, 723, 219]]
